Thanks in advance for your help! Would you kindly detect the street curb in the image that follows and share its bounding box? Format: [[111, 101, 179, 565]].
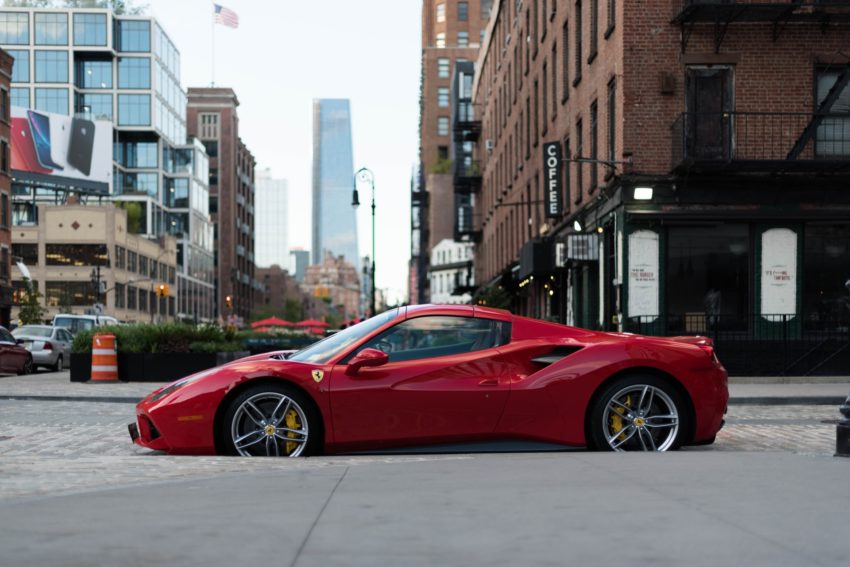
[[728, 396, 845, 406], [0, 395, 141, 404]]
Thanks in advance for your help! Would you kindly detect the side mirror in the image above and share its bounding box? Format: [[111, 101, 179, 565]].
[[15, 338, 24, 345], [346, 348, 389, 375]]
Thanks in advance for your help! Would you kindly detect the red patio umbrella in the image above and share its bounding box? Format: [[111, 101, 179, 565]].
[[295, 319, 330, 328], [251, 317, 294, 329]]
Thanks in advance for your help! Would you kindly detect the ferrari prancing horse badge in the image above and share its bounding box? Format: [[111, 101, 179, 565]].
[[311, 370, 324, 383]]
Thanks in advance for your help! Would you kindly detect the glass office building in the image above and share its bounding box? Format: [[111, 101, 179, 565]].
[[255, 167, 288, 268], [311, 99, 359, 271], [1, 7, 215, 321]]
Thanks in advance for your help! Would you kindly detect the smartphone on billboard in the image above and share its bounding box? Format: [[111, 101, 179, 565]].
[[26, 110, 63, 170], [67, 117, 95, 176], [48, 113, 71, 170], [10, 117, 52, 175]]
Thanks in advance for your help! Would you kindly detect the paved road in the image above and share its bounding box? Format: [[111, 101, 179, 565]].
[[0, 371, 847, 566]]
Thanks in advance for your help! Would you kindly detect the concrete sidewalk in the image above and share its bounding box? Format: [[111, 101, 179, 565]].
[[0, 370, 848, 405]]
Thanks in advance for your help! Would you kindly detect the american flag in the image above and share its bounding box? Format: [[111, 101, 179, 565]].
[[214, 3, 239, 28]]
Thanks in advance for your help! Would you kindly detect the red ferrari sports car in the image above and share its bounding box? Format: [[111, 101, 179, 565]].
[[129, 304, 728, 456]]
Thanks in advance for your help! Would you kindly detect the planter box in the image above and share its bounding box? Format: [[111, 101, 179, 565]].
[[70, 351, 250, 382]]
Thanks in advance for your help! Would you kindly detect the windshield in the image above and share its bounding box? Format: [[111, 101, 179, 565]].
[[12, 326, 52, 338], [54, 317, 94, 333], [288, 309, 400, 364]]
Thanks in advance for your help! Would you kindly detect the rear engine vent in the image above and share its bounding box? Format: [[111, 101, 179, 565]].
[[531, 346, 583, 366]]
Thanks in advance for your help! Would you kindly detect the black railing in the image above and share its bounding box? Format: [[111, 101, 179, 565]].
[[454, 159, 483, 193], [624, 313, 850, 376], [671, 112, 850, 172]]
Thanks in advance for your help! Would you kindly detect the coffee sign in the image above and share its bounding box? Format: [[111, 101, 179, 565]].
[[542, 142, 563, 218]]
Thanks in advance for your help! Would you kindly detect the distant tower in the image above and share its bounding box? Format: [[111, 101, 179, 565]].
[[311, 99, 359, 271], [255, 167, 289, 268]]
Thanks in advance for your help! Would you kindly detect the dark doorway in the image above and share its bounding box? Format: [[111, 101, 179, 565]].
[[686, 66, 734, 160]]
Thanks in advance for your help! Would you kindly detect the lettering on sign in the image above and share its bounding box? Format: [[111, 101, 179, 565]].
[[628, 230, 659, 320], [542, 142, 562, 218], [760, 228, 797, 318]]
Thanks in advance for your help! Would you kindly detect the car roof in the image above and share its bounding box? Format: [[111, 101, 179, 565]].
[[403, 304, 512, 321]]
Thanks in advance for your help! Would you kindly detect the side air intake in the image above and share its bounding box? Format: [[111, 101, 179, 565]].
[[531, 346, 583, 366]]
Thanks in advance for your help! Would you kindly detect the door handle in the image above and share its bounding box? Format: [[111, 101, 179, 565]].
[[478, 379, 499, 387]]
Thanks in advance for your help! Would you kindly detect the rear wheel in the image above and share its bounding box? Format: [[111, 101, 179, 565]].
[[53, 355, 63, 372], [588, 375, 689, 452], [222, 383, 321, 457]]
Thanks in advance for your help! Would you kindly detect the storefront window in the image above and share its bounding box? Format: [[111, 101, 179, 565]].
[[803, 224, 850, 329], [666, 224, 750, 331]]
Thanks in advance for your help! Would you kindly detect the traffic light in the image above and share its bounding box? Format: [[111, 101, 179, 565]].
[[157, 283, 169, 297], [225, 295, 233, 308]]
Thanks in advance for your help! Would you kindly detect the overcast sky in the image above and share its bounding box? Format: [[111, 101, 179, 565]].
[[146, 0, 421, 305]]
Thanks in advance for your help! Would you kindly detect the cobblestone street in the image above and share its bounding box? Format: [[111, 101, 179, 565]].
[[0, 393, 842, 500]]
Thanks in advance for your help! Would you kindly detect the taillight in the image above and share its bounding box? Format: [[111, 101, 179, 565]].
[[699, 345, 719, 365], [43, 341, 53, 350]]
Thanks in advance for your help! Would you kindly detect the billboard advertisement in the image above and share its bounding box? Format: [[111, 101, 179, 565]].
[[10, 106, 112, 194]]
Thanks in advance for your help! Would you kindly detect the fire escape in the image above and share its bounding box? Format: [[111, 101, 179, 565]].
[[452, 61, 482, 244]]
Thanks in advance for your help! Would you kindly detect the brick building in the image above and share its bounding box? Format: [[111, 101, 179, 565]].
[[411, 0, 492, 304], [254, 263, 329, 322], [186, 88, 257, 324], [301, 254, 361, 323], [0, 49, 10, 327], [472, 0, 850, 374]]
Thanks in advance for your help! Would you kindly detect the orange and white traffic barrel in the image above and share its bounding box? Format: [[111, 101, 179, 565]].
[[91, 333, 119, 382]]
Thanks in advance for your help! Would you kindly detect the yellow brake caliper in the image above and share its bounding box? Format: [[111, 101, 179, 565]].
[[609, 395, 632, 441], [284, 409, 301, 455]]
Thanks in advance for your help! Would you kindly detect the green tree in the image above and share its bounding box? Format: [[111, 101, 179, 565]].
[[17, 278, 48, 325], [283, 298, 303, 322], [115, 201, 143, 233]]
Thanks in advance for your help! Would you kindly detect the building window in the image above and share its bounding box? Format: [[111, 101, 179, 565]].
[[574, 1, 582, 85], [8, 50, 28, 83], [436, 32, 445, 48], [74, 13, 107, 46], [35, 13, 68, 45], [533, 79, 539, 142], [12, 243, 37, 265], [437, 57, 450, 78], [45, 244, 109, 267], [561, 21, 569, 101], [607, 78, 616, 174], [75, 60, 112, 89], [127, 285, 137, 309], [118, 57, 151, 89], [1, 194, 7, 227], [525, 96, 531, 159], [437, 87, 449, 107], [115, 282, 126, 309], [45, 282, 97, 307], [35, 88, 68, 115], [562, 137, 571, 207], [0, 13, 29, 45], [437, 116, 449, 136], [457, 31, 469, 47], [75, 93, 112, 121], [607, 0, 616, 36], [115, 141, 157, 168], [115, 20, 150, 52], [139, 255, 148, 276], [10, 87, 28, 108], [114, 246, 125, 270], [458, 2, 469, 21], [588, 0, 598, 62], [589, 101, 598, 190], [199, 112, 220, 139], [542, 62, 548, 134], [118, 94, 151, 126], [815, 69, 850, 156], [1, 141, 7, 173], [436, 3, 445, 23], [575, 118, 583, 202], [119, 172, 157, 196], [35, 51, 69, 83], [139, 287, 147, 312]]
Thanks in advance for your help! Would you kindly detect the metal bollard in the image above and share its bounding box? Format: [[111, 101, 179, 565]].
[[836, 393, 850, 458]]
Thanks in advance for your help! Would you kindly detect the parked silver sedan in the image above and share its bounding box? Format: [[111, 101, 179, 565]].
[[11, 325, 74, 372]]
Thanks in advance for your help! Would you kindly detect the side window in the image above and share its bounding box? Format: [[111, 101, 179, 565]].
[[355, 316, 510, 363], [0, 328, 14, 343]]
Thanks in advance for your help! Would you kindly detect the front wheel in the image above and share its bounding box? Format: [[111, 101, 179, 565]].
[[588, 375, 689, 452], [222, 383, 321, 457], [19, 356, 33, 375]]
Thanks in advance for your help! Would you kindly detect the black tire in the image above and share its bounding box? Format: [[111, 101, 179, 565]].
[[53, 355, 63, 372], [221, 383, 322, 457], [18, 356, 33, 376], [587, 374, 690, 452]]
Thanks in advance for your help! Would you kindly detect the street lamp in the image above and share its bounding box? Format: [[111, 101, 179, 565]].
[[352, 167, 376, 318]]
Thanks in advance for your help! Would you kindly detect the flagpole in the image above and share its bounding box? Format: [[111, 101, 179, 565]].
[[211, 2, 216, 87]]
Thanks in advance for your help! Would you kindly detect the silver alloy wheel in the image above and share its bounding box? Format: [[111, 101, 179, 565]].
[[601, 384, 680, 451], [230, 392, 309, 457]]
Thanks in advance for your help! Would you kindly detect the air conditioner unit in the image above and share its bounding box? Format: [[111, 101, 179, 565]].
[[485, 139, 494, 153]]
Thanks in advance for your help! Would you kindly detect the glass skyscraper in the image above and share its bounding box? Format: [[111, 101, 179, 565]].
[[255, 167, 288, 268], [311, 99, 358, 271], [0, 7, 215, 322]]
